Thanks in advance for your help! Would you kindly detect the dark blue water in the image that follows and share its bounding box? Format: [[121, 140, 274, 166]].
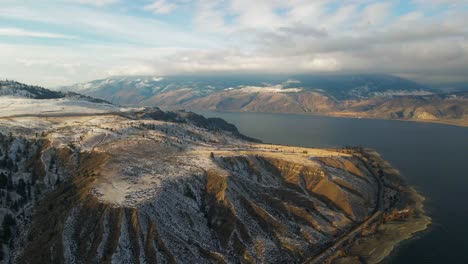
[[199, 111, 468, 264]]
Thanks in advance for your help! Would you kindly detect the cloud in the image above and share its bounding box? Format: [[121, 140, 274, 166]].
[[144, 0, 178, 14], [0, 27, 77, 39], [75, 0, 119, 7], [194, 0, 230, 33], [355, 2, 393, 28], [278, 25, 328, 38], [0, 5, 212, 47], [0, 0, 467, 86]]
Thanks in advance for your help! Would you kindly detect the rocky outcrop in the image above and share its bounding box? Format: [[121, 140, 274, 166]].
[[0, 101, 382, 263], [15, 151, 379, 264]]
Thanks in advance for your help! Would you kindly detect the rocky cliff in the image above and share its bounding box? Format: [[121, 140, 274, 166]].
[[0, 83, 422, 263]]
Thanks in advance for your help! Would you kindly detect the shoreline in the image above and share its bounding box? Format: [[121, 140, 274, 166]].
[[345, 189, 431, 264], [192, 109, 468, 128], [329, 149, 431, 264]]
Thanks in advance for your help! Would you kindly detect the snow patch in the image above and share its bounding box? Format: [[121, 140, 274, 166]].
[[230, 84, 303, 93]]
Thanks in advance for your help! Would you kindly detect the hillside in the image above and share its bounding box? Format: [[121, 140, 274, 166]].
[[0, 82, 428, 263], [1, 80, 110, 104], [338, 92, 468, 126], [60, 75, 468, 127], [61, 74, 431, 104]]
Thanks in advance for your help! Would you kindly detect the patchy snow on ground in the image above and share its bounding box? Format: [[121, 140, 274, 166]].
[[230, 84, 303, 93], [0, 97, 118, 117]]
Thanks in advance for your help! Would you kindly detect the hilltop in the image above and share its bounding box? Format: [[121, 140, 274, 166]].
[[1, 80, 110, 103]]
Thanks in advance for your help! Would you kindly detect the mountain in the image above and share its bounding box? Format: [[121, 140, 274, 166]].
[[343, 92, 468, 123], [1, 80, 110, 104], [430, 82, 468, 93], [60, 74, 468, 127], [0, 81, 427, 263], [61, 74, 432, 105]]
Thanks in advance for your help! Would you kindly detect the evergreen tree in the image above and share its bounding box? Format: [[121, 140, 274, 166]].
[[1, 213, 16, 243], [26, 182, 31, 200], [12, 201, 18, 212], [0, 173, 7, 189], [6, 173, 13, 191], [17, 179, 26, 198], [31, 169, 38, 185], [16, 148, 22, 162], [5, 193, 11, 206]]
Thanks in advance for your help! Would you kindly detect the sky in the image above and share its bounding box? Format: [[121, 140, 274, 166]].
[[0, 0, 467, 87]]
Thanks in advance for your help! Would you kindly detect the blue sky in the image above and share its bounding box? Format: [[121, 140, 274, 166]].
[[0, 0, 467, 87]]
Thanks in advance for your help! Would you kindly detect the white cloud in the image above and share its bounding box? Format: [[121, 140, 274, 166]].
[[108, 64, 160, 76], [144, 0, 178, 14], [75, 0, 119, 7], [0, 0, 467, 86], [0, 27, 77, 39], [356, 2, 393, 28], [0, 5, 213, 47], [301, 56, 341, 71], [194, 0, 229, 33]]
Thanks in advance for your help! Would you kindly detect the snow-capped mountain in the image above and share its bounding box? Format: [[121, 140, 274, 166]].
[[60, 74, 433, 105], [59, 75, 468, 127]]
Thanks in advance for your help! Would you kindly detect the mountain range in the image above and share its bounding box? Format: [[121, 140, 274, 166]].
[[60, 74, 468, 127]]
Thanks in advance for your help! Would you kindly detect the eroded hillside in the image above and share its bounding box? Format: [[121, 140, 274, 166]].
[[0, 90, 428, 263]]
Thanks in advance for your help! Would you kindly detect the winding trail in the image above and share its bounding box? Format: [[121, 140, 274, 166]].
[[304, 152, 384, 264], [91, 133, 108, 152], [0, 103, 13, 110]]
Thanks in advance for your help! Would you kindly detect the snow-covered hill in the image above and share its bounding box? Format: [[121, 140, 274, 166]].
[[0, 81, 426, 263], [1, 80, 110, 104]]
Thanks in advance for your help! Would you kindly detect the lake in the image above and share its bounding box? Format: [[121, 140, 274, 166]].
[[198, 111, 468, 264]]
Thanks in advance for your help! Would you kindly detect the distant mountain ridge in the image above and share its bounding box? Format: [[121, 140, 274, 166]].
[[1, 80, 65, 99], [61, 74, 433, 105], [60, 75, 468, 127], [1, 80, 110, 104]]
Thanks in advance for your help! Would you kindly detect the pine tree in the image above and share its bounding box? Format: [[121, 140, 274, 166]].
[[5, 193, 11, 206], [17, 179, 26, 198], [26, 182, 31, 200], [0, 173, 7, 189], [6, 173, 13, 191], [1, 213, 16, 243], [12, 201, 18, 212]]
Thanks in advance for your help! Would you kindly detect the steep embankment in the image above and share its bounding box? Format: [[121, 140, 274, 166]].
[[12, 126, 381, 263], [0, 103, 384, 263]]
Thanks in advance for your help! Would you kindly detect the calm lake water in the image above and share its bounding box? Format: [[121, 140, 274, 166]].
[[198, 111, 468, 264]]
